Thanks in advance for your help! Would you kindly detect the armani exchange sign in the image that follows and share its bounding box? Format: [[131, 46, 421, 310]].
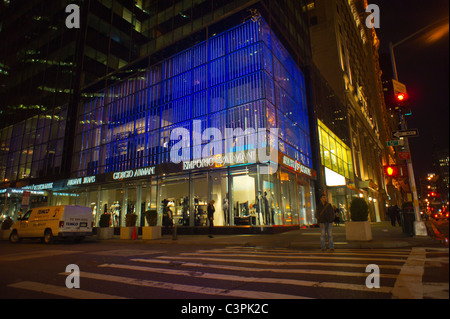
[[170, 120, 279, 175]]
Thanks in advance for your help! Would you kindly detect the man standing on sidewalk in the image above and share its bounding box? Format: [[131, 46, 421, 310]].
[[315, 194, 335, 251]]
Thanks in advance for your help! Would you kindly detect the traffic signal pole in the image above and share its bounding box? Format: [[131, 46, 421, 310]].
[[389, 42, 428, 237]]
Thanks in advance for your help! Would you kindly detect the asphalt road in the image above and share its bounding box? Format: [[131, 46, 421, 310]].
[[0, 237, 448, 308]]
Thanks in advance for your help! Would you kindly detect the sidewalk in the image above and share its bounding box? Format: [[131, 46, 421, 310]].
[[128, 222, 445, 249]]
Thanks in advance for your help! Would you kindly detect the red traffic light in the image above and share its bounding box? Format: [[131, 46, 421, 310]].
[[394, 92, 409, 107], [384, 165, 399, 177], [396, 93, 407, 102]]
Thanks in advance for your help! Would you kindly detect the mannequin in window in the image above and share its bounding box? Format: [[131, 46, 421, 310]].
[[223, 196, 229, 226]]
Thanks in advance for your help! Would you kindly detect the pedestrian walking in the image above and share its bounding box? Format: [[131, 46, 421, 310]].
[[393, 205, 402, 226], [315, 194, 335, 251], [207, 200, 215, 238]]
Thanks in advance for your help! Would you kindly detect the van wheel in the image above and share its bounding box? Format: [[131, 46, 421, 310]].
[[9, 230, 20, 244], [44, 229, 54, 244]]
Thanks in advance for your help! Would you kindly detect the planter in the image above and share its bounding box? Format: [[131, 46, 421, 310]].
[[345, 221, 372, 241], [0, 229, 12, 240], [142, 226, 162, 240], [97, 227, 114, 240], [120, 226, 137, 239]]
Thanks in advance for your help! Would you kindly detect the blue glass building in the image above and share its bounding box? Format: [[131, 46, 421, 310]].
[[57, 18, 316, 228]]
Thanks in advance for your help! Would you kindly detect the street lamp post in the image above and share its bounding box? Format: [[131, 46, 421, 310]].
[[388, 18, 449, 236]]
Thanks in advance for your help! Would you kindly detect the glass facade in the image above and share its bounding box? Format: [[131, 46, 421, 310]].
[[0, 106, 68, 182], [0, 10, 315, 229], [318, 119, 353, 180], [59, 18, 314, 227], [73, 18, 311, 177]]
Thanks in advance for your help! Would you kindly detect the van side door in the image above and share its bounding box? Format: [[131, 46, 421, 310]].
[[18, 210, 33, 237]]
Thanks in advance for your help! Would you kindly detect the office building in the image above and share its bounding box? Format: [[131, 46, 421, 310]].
[[307, 0, 391, 221]]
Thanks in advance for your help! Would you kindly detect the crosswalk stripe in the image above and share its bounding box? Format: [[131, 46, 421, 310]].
[[99, 263, 393, 294], [178, 252, 407, 263], [192, 249, 411, 257], [8, 281, 127, 299], [224, 247, 412, 254], [392, 247, 427, 299], [131, 258, 399, 278], [59, 271, 311, 299], [157, 256, 403, 270]]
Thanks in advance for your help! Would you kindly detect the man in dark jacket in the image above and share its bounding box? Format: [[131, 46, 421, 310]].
[[315, 194, 335, 251], [207, 200, 215, 238]]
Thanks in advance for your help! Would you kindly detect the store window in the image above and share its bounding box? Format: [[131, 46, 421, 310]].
[[141, 180, 157, 226], [210, 169, 229, 226], [158, 174, 190, 227], [191, 172, 209, 227], [318, 120, 353, 180], [297, 182, 307, 226], [230, 166, 258, 226], [124, 185, 137, 225], [86, 187, 101, 226], [100, 184, 123, 227], [279, 169, 298, 225], [258, 165, 280, 226]]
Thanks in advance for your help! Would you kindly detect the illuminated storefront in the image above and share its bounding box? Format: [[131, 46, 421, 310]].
[[2, 18, 317, 229], [68, 18, 315, 228], [317, 119, 357, 220]]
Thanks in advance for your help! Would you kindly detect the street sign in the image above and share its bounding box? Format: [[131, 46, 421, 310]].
[[392, 129, 419, 139], [392, 79, 407, 94], [386, 140, 404, 147], [399, 151, 411, 160]]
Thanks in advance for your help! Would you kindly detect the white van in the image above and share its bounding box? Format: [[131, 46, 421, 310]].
[[9, 205, 93, 244]]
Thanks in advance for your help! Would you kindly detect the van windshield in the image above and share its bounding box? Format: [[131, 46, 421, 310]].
[[21, 210, 32, 220]]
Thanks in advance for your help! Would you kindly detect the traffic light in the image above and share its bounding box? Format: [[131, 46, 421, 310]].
[[384, 79, 409, 111], [428, 191, 441, 198], [395, 92, 408, 107], [384, 165, 399, 178]]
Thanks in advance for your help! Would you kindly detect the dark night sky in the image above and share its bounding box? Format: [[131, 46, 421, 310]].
[[371, 0, 449, 179]]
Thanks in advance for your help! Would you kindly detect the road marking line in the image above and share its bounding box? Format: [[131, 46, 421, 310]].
[[157, 256, 403, 269], [178, 252, 407, 263], [58, 271, 310, 299], [131, 258, 399, 278], [224, 246, 412, 254], [193, 249, 411, 257], [8, 281, 127, 299], [99, 263, 392, 294], [87, 250, 164, 257], [392, 247, 426, 299], [0, 250, 82, 262]]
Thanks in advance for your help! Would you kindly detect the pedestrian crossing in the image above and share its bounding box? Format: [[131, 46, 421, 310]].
[[7, 246, 448, 299]]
